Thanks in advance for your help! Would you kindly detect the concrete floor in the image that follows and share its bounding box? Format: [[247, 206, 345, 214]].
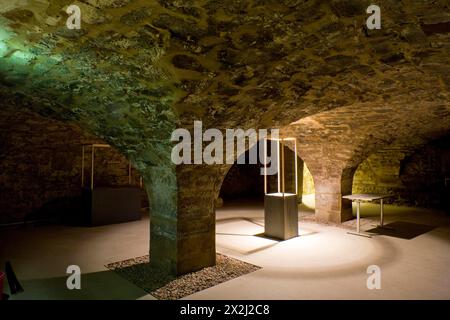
[[1, 195, 449, 300], [0, 214, 153, 300]]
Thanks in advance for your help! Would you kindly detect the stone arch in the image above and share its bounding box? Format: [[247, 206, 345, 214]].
[[2, 0, 450, 279], [0, 104, 147, 225], [352, 132, 450, 209], [281, 92, 450, 223], [0, 13, 185, 274], [217, 138, 310, 204]]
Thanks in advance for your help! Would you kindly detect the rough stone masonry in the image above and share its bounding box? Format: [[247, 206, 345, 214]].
[[0, 0, 449, 275]]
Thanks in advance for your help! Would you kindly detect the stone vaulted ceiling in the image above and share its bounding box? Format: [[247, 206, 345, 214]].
[[0, 0, 449, 173], [1, 0, 450, 274]]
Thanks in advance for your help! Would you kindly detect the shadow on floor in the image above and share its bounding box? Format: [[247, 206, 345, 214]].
[[216, 217, 264, 229], [6, 270, 148, 300], [366, 221, 436, 240], [254, 229, 317, 242]]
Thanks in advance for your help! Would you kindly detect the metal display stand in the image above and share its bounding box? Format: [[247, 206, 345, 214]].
[[342, 194, 393, 238], [263, 138, 299, 240], [81, 144, 142, 226]]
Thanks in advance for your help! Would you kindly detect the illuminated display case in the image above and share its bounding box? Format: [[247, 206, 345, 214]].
[[263, 138, 299, 240]]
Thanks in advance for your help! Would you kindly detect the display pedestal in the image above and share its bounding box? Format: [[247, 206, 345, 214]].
[[82, 187, 141, 226], [264, 193, 299, 240]]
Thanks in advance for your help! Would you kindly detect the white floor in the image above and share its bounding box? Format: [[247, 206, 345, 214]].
[[1, 195, 449, 300], [0, 215, 153, 300]]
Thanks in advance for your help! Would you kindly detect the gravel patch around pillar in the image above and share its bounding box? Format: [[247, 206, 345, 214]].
[[106, 254, 261, 300]]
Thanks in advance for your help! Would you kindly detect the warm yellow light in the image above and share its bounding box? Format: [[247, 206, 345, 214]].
[[264, 137, 298, 196]]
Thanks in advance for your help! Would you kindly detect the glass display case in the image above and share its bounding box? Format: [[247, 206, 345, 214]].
[[263, 138, 299, 240]]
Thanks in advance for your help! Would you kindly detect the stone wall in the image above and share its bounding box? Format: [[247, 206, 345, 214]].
[[352, 149, 405, 201], [302, 164, 315, 195], [0, 108, 146, 224], [353, 137, 450, 209]]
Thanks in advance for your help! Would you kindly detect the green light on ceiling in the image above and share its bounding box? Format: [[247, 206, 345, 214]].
[[0, 27, 13, 42], [10, 50, 35, 65], [50, 54, 63, 63], [0, 42, 7, 57]]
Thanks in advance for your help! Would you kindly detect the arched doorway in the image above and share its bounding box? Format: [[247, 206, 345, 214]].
[[215, 141, 315, 249]]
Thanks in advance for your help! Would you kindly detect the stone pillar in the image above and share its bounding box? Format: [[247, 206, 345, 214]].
[[313, 167, 355, 223], [146, 162, 225, 276], [175, 164, 223, 274], [146, 165, 179, 275]]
